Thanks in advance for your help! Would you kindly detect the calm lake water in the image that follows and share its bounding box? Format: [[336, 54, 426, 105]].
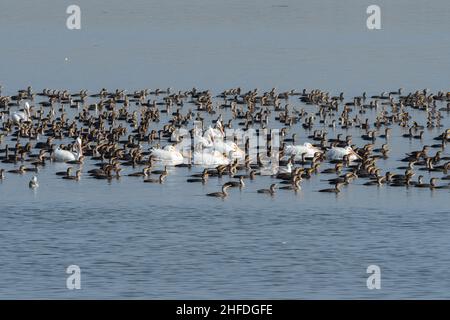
[[0, 0, 450, 299]]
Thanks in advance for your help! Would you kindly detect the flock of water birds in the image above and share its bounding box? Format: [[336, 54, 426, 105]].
[[0, 85, 449, 198]]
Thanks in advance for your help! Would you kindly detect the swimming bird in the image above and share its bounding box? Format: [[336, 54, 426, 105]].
[[277, 161, 293, 174], [326, 146, 360, 162], [415, 177, 438, 189], [193, 149, 230, 166], [11, 102, 31, 124], [321, 163, 343, 174], [257, 183, 277, 195], [150, 145, 184, 165], [190, 168, 211, 178], [363, 175, 384, 186], [234, 169, 257, 180], [389, 173, 414, 187], [284, 143, 322, 159], [29, 176, 39, 189], [224, 176, 245, 188], [8, 165, 26, 174], [207, 140, 245, 160], [56, 167, 73, 176], [151, 165, 168, 175], [128, 167, 151, 177], [143, 172, 167, 183], [62, 170, 82, 181], [53, 137, 83, 162], [280, 176, 302, 191], [318, 182, 344, 193], [379, 128, 391, 139], [187, 170, 209, 183], [324, 172, 357, 185], [206, 183, 232, 198]]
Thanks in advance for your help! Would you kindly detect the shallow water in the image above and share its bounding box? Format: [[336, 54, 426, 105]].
[[1, 0, 450, 299]]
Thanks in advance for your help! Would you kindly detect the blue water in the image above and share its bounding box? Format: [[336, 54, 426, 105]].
[[0, 0, 450, 299]]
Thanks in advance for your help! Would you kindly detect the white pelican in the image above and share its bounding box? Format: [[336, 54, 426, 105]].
[[285, 142, 322, 158], [29, 176, 39, 189], [259, 162, 279, 176], [326, 146, 361, 161], [204, 125, 224, 142], [53, 137, 83, 162], [11, 102, 31, 124], [150, 145, 184, 165], [170, 128, 190, 143], [278, 162, 293, 174], [193, 150, 230, 166], [193, 128, 213, 149], [207, 140, 245, 159]]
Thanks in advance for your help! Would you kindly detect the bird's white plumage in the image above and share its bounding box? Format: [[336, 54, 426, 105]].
[[53, 137, 82, 162], [11, 102, 31, 124], [29, 176, 39, 189], [150, 145, 184, 165], [204, 126, 224, 142], [193, 150, 230, 166], [326, 146, 360, 161], [207, 140, 245, 160], [284, 142, 322, 158]]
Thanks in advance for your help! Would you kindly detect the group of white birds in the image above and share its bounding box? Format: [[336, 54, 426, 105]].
[[149, 123, 360, 169], [284, 142, 360, 162], [150, 125, 246, 166], [12, 112, 359, 189]]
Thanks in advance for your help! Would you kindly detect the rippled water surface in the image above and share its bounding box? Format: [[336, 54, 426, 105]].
[[1, 0, 450, 298]]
